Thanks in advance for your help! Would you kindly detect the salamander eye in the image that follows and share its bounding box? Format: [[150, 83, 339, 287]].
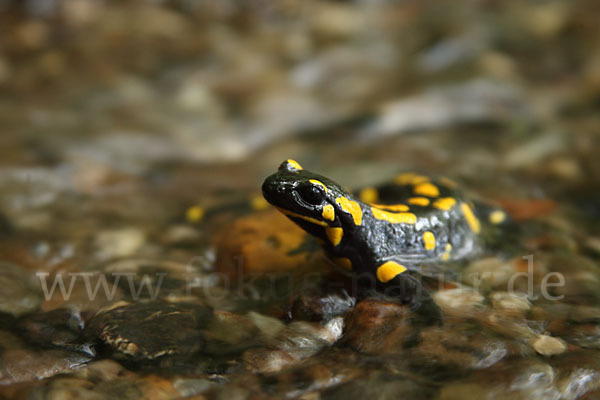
[[297, 184, 324, 206]]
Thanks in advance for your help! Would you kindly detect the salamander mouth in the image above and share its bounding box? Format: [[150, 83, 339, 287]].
[[261, 175, 286, 207]]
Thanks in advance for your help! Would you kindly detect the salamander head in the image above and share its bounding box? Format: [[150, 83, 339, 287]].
[[262, 160, 364, 242]]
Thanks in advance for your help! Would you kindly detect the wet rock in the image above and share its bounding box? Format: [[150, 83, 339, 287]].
[[433, 287, 485, 317], [67, 132, 184, 176], [311, 2, 365, 39], [35, 359, 184, 399], [173, 377, 218, 398], [532, 334, 567, 356], [363, 79, 527, 137], [463, 257, 518, 291], [172, 80, 225, 116], [547, 156, 583, 182], [520, 2, 569, 39], [477, 51, 518, 80], [552, 322, 600, 350], [0, 349, 91, 385], [76, 359, 135, 382], [289, 285, 356, 322], [411, 324, 526, 372], [418, 29, 488, 73], [235, 349, 362, 398], [214, 210, 320, 278], [478, 362, 559, 397], [583, 236, 600, 256], [489, 291, 531, 317], [273, 318, 343, 357], [243, 317, 344, 373], [86, 301, 212, 361], [204, 310, 263, 354], [246, 311, 286, 338], [568, 306, 600, 323], [323, 371, 434, 400], [93, 227, 146, 260], [550, 351, 600, 398], [247, 90, 339, 146], [35, 363, 145, 400], [0, 57, 10, 85], [438, 382, 490, 400], [37, 266, 128, 313], [161, 224, 202, 246], [0, 211, 12, 235], [438, 353, 600, 400], [17, 307, 95, 356], [242, 348, 297, 374], [290, 45, 394, 102], [29, 377, 101, 400], [0, 329, 25, 351], [344, 299, 413, 354], [484, 312, 539, 344], [137, 375, 180, 400], [102, 258, 207, 301], [0, 261, 42, 316], [0, 167, 72, 227], [13, 20, 49, 50], [503, 133, 565, 169]]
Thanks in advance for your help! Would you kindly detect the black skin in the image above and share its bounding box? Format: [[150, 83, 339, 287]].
[[262, 160, 493, 322]]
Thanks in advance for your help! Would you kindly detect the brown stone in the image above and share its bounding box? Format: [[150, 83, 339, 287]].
[[344, 299, 412, 354], [214, 210, 322, 278]]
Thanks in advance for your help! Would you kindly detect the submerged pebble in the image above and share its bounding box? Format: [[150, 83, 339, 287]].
[[86, 301, 212, 361], [433, 287, 485, 316], [532, 334, 567, 356], [0, 349, 91, 385], [0, 261, 42, 316], [343, 299, 413, 355]]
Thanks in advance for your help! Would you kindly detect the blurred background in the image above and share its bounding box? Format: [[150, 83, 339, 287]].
[[1, 0, 600, 397], [1, 0, 599, 226]]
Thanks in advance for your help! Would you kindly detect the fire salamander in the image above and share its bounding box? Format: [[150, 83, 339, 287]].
[[262, 159, 507, 319]]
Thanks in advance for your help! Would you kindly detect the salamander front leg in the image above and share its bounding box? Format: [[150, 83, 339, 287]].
[[375, 261, 442, 323]]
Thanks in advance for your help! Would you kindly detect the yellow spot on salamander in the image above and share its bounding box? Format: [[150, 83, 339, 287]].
[[441, 243, 452, 261], [371, 207, 417, 224], [423, 231, 436, 251], [336, 197, 363, 226], [359, 187, 379, 203], [186, 206, 205, 223], [250, 196, 269, 211], [309, 179, 328, 193], [370, 203, 410, 212], [433, 197, 457, 211], [322, 204, 335, 221], [408, 197, 430, 206], [326, 227, 343, 246], [376, 261, 408, 282], [489, 210, 506, 225], [286, 159, 303, 171], [277, 207, 329, 227], [461, 203, 481, 234], [394, 173, 429, 185], [413, 182, 440, 197], [334, 257, 352, 270]]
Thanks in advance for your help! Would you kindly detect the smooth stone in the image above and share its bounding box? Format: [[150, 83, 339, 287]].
[[532, 335, 567, 356], [0, 261, 41, 316], [343, 299, 412, 354], [0, 349, 91, 385]]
